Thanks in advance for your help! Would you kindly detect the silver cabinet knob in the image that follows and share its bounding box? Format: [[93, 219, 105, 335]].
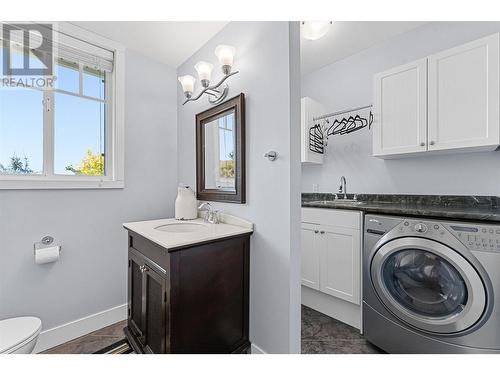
[[314, 230, 319, 234], [320, 230, 325, 234], [420, 142, 425, 146], [429, 141, 435, 145]]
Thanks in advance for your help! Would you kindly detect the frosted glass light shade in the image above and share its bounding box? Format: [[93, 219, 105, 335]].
[[215, 45, 236, 74], [301, 21, 332, 41], [178, 75, 196, 98], [194, 61, 214, 87]]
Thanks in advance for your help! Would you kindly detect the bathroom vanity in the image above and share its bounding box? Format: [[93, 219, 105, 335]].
[[123, 216, 253, 354]]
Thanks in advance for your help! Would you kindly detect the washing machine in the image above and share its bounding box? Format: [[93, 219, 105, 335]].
[[363, 214, 500, 353]]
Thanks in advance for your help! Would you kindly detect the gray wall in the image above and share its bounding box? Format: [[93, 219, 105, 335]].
[[0, 50, 178, 330], [302, 22, 500, 195], [177, 22, 302, 353]]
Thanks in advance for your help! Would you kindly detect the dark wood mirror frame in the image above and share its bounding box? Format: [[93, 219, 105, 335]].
[[196, 93, 246, 203]]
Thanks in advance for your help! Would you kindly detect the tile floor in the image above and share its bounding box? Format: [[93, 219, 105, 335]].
[[301, 305, 384, 354], [42, 306, 383, 354], [42, 320, 127, 354]]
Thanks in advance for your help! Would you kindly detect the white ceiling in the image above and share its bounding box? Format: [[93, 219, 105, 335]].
[[72, 21, 229, 68], [301, 21, 428, 75], [72, 22, 428, 75]]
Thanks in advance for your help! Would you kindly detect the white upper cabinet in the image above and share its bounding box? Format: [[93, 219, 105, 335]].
[[301, 97, 324, 164], [373, 33, 500, 158], [373, 59, 428, 157], [428, 33, 500, 152]]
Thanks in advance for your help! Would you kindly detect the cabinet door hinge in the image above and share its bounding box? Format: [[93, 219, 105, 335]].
[[164, 292, 167, 303], [128, 259, 131, 267], [128, 307, 131, 317]]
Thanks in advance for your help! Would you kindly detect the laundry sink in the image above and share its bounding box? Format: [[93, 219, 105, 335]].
[[155, 222, 209, 233], [334, 199, 364, 205], [309, 200, 364, 206]]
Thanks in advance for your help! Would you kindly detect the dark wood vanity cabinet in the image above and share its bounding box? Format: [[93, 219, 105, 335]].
[[124, 231, 251, 354]]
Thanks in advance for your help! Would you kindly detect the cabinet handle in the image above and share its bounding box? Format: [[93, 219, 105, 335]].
[[420, 142, 425, 146], [430, 141, 435, 145], [320, 230, 325, 234], [314, 230, 319, 234]]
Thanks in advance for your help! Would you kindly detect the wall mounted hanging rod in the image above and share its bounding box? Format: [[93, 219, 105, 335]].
[[313, 104, 372, 121]]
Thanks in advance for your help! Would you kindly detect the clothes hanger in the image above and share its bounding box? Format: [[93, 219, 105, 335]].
[[338, 115, 357, 135]]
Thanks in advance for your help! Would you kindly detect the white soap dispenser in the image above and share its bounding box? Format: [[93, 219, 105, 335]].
[[175, 184, 198, 220]]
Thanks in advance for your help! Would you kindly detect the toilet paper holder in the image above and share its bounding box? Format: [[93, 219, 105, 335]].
[[34, 236, 61, 264]]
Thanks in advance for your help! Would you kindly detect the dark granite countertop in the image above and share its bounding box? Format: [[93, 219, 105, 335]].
[[302, 193, 500, 222]]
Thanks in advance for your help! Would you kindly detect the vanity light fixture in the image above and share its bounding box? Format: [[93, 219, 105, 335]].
[[301, 21, 333, 41], [179, 44, 239, 105]]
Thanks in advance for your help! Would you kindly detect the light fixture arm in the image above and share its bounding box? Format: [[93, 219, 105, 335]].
[[182, 70, 239, 105]]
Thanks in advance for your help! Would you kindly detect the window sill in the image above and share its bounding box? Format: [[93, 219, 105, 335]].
[[0, 178, 124, 190]]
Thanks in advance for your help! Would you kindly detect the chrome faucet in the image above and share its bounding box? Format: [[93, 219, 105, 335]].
[[198, 202, 220, 224], [338, 176, 347, 199]]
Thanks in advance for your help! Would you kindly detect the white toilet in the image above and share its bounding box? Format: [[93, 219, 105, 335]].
[[0, 317, 42, 354]]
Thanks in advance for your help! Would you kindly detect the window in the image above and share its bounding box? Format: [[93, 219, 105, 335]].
[[0, 22, 124, 189]]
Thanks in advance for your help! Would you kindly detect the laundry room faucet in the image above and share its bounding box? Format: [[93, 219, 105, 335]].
[[338, 176, 347, 199]]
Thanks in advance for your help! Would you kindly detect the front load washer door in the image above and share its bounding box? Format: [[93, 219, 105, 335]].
[[371, 237, 486, 334]]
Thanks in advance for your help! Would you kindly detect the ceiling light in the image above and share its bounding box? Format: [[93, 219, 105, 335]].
[[301, 21, 333, 41]]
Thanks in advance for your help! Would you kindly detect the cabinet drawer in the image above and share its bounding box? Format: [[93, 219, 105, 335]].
[[302, 208, 361, 229], [129, 232, 170, 274]]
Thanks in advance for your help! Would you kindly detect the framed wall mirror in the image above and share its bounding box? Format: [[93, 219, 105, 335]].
[[196, 93, 245, 203]]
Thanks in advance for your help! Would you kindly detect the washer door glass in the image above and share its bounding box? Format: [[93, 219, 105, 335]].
[[371, 237, 487, 334], [382, 249, 468, 318]]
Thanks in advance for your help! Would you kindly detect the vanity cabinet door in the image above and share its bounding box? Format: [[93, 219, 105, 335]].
[[373, 58, 428, 157], [128, 250, 146, 344], [318, 225, 361, 305], [142, 265, 168, 354], [301, 223, 320, 290], [428, 33, 500, 152], [128, 248, 169, 353]]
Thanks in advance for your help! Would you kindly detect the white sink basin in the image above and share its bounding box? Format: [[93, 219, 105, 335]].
[[155, 222, 209, 233]]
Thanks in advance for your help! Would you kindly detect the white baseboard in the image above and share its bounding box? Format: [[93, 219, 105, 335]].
[[251, 343, 267, 354], [302, 286, 361, 331], [34, 304, 127, 353]]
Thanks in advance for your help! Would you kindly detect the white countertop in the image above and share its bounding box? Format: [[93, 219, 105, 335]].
[[123, 213, 253, 251]]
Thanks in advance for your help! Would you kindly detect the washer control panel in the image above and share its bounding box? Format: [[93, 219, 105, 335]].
[[397, 219, 448, 237], [393, 219, 500, 253], [448, 223, 500, 253]]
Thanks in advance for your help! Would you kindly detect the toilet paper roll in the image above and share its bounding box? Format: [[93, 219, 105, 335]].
[[35, 246, 60, 264]]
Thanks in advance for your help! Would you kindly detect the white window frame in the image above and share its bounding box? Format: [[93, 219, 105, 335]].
[[0, 22, 125, 190]]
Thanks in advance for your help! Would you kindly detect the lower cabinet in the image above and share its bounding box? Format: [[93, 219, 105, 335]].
[[300, 223, 320, 290], [301, 208, 362, 305], [318, 225, 361, 304], [128, 248, 168, 353], [125, 231, 251, 354]]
